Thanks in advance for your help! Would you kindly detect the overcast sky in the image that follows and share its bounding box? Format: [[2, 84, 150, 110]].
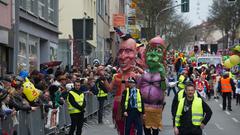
[[176, 0, 213, 26]]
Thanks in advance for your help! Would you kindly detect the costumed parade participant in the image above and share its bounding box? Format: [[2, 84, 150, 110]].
[[110, 37, 139, 135], [138, 36, 167, 135]]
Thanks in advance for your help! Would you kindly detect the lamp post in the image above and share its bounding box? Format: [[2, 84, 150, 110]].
[[155, 1, 188, 35], [82, 12, 87, 69]]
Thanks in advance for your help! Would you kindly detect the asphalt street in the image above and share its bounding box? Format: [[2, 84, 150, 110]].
[[82, 94, 240, 135]]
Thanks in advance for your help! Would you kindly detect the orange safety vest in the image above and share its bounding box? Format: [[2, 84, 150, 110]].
[[220, 78, 232, 93]]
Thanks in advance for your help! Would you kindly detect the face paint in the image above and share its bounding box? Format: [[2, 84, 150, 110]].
[[118, 39, 137, 72], [146, 45, 165, 74]]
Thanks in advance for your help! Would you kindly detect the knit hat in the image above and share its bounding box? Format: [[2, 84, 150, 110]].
[[0, 89, 9, 102]]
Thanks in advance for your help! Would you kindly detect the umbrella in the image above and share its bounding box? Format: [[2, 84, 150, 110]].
[[40, 61, 62, 68]]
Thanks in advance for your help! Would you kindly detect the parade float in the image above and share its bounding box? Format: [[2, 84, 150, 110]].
[[138, 36, 167, 135]]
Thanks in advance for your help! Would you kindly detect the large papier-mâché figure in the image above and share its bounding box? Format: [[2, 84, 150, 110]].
[[110, 38, 137, 135], [138, 36, 167, 135]]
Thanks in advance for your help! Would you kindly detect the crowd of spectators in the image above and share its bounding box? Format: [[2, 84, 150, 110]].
[[0, 63, 116, 132]]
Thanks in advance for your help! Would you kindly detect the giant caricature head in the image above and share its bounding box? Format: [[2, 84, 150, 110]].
[[146, 36, 166, 74], [118, 38, 137, 72]]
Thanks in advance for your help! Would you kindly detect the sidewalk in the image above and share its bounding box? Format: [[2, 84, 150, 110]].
[[82, 106, 117, 135]]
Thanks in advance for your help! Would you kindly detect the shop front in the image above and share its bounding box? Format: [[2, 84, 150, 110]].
[[17, 32, 39, 73], [0, 29, 11, 77]]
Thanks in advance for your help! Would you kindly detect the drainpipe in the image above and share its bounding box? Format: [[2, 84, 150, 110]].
[[12, 0, 19, 74]]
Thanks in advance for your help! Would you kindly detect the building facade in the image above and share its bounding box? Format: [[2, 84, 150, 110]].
[[96, 0, 111, 65], [0, 0, 12, 76], [14, 0, 59, 73], [184, 22, 223, 54], [59, 0, 97, 68]]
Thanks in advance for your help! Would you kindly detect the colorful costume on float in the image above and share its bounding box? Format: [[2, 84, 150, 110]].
[[111, 38, 138, 135], [138, 36, 167, 135]]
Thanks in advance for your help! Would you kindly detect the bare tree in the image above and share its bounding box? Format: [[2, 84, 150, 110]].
[[209, 0, 240, 48], [137, 0, 174, 39]]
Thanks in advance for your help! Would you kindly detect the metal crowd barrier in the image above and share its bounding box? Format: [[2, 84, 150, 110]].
[[0, 93, 113, 135]]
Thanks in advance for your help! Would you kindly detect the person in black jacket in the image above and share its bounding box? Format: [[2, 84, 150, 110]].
[[173, 83, 212, 135], [121, 77, 144, 135], [67, 79, 86, 135]]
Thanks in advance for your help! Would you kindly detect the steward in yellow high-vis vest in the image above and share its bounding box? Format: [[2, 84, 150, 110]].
[[121, 77, 144, 135], [123, 88, 143, 113], [173, 83, 212, 135], [178, 74, 186, 90], [93, 65, 111, 124], [175, 97, 203, 127], [67, 91, 85, 114], [67, 80, 86, 135]]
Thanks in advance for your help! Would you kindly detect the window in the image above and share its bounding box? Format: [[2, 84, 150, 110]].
[[48, 0, 54, 23], [50, 42, 57, 61], [19, 0, 24, 7], [0, 0, 8, 5], [98, 0, 104, 16], [26, 0, 34, 13], [48, 9, 54, 22], [48, 0, 54, 8], [38, 0, 45, 18], [18, 33, 28, 72], [28, 36, 38, 72]]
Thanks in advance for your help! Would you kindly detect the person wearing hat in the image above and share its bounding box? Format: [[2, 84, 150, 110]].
[[121, 77, 144, 135], [173, 83, 212, 135], [218, 71, 236, 111]]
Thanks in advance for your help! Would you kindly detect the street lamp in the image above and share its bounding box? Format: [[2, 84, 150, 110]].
[[155, 1, 188, 35]]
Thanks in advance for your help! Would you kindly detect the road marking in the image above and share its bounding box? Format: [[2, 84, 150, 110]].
[[219, 104, 222, 108], [232, 117, 239, 123], [225, 111, 231, 115], [109, 124, 115, 128], [214, 123, 223, 130], [215, 99, 218, 102], [203, 130, 207, 135], [105, 120, 110, 124]]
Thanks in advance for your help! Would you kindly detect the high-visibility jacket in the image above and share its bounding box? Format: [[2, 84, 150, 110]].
[[220, 78, 232, 93], [178, 75, 185, 90], [97, 81, 108, 97], [67, 91, 84, 114], [181, 57, 187, 64], [125, 88, 142, 112], [175, 97, 203, 127], [178, 89, 198, 101], [229, 72, 234, 79]]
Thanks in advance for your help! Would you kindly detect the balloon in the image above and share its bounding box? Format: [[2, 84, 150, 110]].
[[223, 56, 228, 61], [224, 59, 234, 69], [19, 70, 29, 78], [230, 55, 240, 65], [233, 45, 240, 52]]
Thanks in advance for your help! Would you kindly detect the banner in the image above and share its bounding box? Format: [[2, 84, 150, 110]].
[[113, 14, 125, 27], [45, 108, 59, 129]]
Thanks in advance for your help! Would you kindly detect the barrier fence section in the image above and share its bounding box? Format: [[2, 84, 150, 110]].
[[0, 94, 113, 135]]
